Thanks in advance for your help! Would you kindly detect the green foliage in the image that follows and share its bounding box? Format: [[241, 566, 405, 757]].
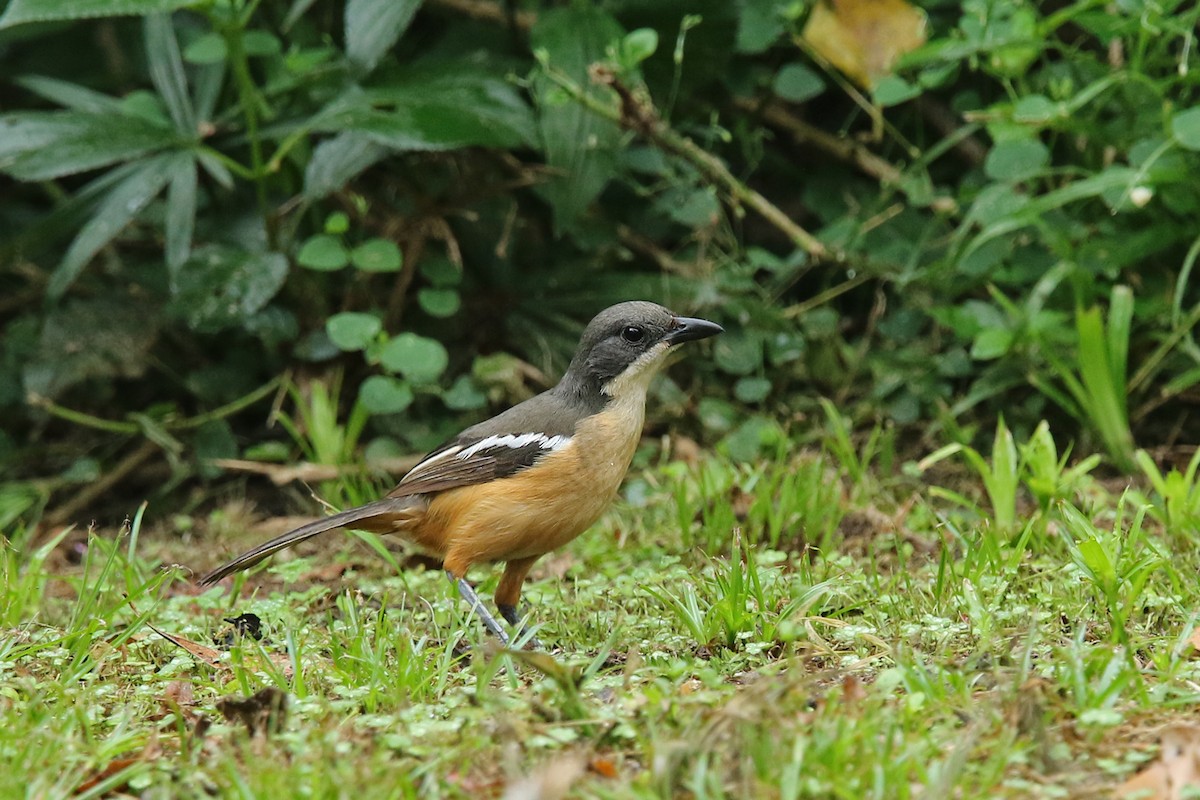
[[2, 0, 1200, 513]]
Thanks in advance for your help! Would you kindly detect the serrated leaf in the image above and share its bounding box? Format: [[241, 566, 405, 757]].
[[165, 156, 197, 276], [0, 111, 175, 181], [418, 288, 460, 318], [168, 245, 288, 332], [326, 312, 382, 351], [359, 375, 414, 414], [304, 132, 390, 199], [0, 0, 199, 29], [49, 152, 181, 298], [145, 13, 195, 135], [380, 333, 448, 384], [345, 0, 422, 73], [531, 7, 624, 231], [350, 239, 402, 272], [296, 234, 349, 271]]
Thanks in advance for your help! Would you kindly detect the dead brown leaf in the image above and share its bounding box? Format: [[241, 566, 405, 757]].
[[1118, 724, 1200, 799], [1186, 627, 1200, 655], [73, 734, 161, 795], [801, 0, 927, 89], [588, 755, 619, 779], [501, 754, 586, 800], [147, 623, 228, 673]]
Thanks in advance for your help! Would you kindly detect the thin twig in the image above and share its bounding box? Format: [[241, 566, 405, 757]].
[[428, 0, 535, 29], [736, 97, 902, 185], [27, 376, 283, 435], [783, 272, 874, 319], [45, 440, 160, 526], [570, 64, 831, 261]]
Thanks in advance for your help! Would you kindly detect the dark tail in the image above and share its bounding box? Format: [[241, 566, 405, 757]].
[[199, 499, 416, 586]]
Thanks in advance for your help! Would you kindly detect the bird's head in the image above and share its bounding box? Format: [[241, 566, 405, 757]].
[[560, 301, 723, 401]]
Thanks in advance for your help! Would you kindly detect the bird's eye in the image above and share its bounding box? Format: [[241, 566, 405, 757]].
[[621, 326, 645, 343]]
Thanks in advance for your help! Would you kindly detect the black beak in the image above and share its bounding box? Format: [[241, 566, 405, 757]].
[[665, 316, 724, 345]]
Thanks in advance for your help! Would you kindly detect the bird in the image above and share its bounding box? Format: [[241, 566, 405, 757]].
[[199, 301, 723, 646]]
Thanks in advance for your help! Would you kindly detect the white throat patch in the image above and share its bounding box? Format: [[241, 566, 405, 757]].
[[601, 341, 672, 398]]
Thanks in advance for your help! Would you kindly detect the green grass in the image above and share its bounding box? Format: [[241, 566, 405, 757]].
[[2, 427, 1197, 798]]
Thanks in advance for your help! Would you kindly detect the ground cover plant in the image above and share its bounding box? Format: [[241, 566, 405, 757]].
[[1, 0, 1199, 797], [4, 421, 1200, 797]]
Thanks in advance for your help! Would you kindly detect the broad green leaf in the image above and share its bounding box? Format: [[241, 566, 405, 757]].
[[959, 168, 1136, 268], [297, 234, 349, 271], [531, 7, 624, 231], [145, 14, 195, 135], [304, 132, 390, 199], [737, 0, 786, 53], [0, 0, 199, 28], [194, 419, 237, 478], [164, 156, 197, 276], [873, 75, 920, 107], [23, 296, 160, 399], [0, 111, 175, 181], [49, 152, 181, 298], [326, 312, 382, 351], [619, 28, 658, 67], [325, 212, 350, 234], [773, 63, 825, 103], [420, 256, 461, 287], [314, 67, 534, 151], [970, 327, 1013, 360], [350, 239, 402, 272], [1171, 106, 1200, 151], [14, 76, 122, 113], [359, 375, 415, 414], [345, 0, 423, 73], [714, 333, 763, 376], [242, 30, 281, 57], [734, 377, 772, 403], [984, 139, 1049, 181], [443, 375, 487, 410], [184, 32, 227, 64], [380, 333, 448, 384], [169, 245, 288, 332], [417, 288, 460, 318]]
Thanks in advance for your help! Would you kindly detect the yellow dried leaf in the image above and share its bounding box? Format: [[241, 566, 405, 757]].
[[801, 0, 927, 89]]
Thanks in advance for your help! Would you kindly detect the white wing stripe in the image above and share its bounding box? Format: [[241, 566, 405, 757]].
[[456, 432, 571, 460]]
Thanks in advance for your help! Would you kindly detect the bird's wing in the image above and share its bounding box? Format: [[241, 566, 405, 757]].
[[388, 431, 572, 497]]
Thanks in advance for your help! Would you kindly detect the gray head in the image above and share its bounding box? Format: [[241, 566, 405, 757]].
[[557, 301, 723, 403]]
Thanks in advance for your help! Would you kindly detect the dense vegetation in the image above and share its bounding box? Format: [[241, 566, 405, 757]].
[[1, 0, 1197, 520], [1, 0, 1199, 796]]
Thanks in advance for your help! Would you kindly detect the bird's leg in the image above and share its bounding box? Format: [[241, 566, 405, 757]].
[[448, 571, 509, 646], [496, 556, 542, 649]]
